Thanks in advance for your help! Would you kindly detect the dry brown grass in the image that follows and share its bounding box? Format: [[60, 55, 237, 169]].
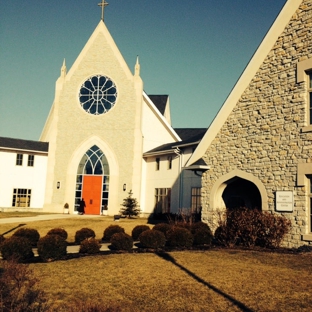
[[1, 214, 312, 311], [25, 249, 311, 312]]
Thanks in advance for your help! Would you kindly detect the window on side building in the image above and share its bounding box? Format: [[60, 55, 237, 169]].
[[156, 157, 160, 171], [167, 156, 172, 170], [27, 155, 35, 167], [154, 188, 171, 214], [308, 72, 312, 125], [12, 188, 31, 207], [308, 175, 312, 233], [16, 154, 23, 166], [191, 187, 202, 214]]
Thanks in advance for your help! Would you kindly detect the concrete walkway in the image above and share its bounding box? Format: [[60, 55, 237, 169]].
[[0, 213, 105, 224]]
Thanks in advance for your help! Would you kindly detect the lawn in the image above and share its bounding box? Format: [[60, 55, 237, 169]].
[[1, 213, 312, 311]]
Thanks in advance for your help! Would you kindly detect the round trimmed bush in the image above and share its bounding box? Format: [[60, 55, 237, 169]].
[[47, 228, 68, 240], [79, 238, 102, 254], [0, 236, 34, 262], [110, 232, 133, 251], [193, 227, 213, 246], [131, 225, 150, 240], [152, 223, 172, 238], [166, 227, 194, 248], [102, 225, 125, 242], [139, 229, 166, 249], [174, 222, 191, 231], [190, 222, 211, 234], [75, 228, 95, 244], [12, 228, 40, 246], [37, 234, 67, 262]]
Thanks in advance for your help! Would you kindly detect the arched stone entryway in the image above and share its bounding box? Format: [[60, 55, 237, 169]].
[[210, 169, 268, 211], [222, 177, 261, 210]]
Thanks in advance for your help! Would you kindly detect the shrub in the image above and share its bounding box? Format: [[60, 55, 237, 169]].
[[257, 211, 292, 248], [102, 225, 125, 242], [0, 234, 5, 246], [110, 232, 133, 251], [190, 221, 211, 234], [12, 227, 40, 246], [79, 238, 102, 254], [215, 207, 292, 248], [75, 228, 95, 244], [173, 222, 191, 231], [47, 228, 68, 240], [37, 234, 67, 262], [0, 236, 34, 262], [131, 225, 150, 240], [0, 260, 50, 311], [139, 229, 166, 249], [120, 190, 141, 218], [152, 223, 172, 238], [193, 227, 213, 246], [166, 227, 194, 248]]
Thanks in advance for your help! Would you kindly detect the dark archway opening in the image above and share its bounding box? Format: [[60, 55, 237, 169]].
[[222, 177, 261, 210]]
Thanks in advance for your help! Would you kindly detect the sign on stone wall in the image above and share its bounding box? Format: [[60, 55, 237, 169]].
[[276, 191, 293, 212]]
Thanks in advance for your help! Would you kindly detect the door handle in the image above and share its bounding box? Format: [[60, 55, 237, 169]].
[[90, 199, 93, 204]]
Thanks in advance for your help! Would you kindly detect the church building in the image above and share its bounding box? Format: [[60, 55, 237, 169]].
[[0, 2, 206, 217], [2, 0, 312, 247], [187, 0, 312, 247]]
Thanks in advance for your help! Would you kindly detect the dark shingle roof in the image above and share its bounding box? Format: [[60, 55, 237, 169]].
[[174, 128, 207, 141], [148, 95, 168, 115], [144, 128, 207, 155], [0, 137, 49, 152]]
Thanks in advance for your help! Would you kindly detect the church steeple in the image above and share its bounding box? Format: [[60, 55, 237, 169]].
[[60, 59, 67, 78], [135, 56, 140, 76]]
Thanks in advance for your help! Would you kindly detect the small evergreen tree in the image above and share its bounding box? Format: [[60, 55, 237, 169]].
[[120, 190, 140, 218]]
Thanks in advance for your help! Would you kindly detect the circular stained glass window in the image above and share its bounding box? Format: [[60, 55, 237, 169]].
[[79, 75, 117, 115]]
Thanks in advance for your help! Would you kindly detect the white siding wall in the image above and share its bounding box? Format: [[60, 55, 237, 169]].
[[144, 147, 202, 214], [0, 151, 48, 208]]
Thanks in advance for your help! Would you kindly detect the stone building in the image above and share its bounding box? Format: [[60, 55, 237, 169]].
[[188, 0, 312, 247]]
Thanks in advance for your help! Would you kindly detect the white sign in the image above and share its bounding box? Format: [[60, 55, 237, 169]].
[[276, 191, 293, 212]]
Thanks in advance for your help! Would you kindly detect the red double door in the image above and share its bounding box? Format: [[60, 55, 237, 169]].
[[82, 176, 102, 215]]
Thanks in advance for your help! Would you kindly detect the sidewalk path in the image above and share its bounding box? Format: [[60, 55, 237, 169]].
[[0, 213, 104, 224]]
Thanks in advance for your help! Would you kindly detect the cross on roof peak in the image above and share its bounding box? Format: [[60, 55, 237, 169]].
[[98, 0, 109, 21]]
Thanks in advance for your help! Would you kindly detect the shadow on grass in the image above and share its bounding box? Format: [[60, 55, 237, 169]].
[[1, 224, 26, 236], [156, 251, 254, 312]]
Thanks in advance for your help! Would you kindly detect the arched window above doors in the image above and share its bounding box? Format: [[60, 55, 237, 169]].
[[77, 145, 109, 175]]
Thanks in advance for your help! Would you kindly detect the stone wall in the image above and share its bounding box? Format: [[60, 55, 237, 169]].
[[202, 1, 312, 247]]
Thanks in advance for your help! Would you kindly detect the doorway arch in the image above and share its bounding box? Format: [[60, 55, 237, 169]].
[[75, 145, 109, 214], [210, 169, 268, 211]]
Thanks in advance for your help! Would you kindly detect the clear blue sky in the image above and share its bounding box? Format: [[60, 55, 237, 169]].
[[0, 0, 287, 141]]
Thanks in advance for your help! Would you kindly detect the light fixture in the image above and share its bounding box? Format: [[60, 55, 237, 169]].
[[57, 181, 61, 189], [123, 184, 126, 191]]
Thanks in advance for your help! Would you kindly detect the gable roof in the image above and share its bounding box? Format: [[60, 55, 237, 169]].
[[148, 95, 168, 115], [0, 137, 49, 153], [143, 128, 206, 156], [187, 0, 301, 166]]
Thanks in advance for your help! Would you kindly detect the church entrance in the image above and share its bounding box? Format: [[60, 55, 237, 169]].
[[82, 176, 103, 214], [222, 177, 261, 210], [75, 145, 110, 215]]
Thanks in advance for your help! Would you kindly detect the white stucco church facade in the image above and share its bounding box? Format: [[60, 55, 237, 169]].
[[3, 0, 312, 247], [0, 9, 207, 216]]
